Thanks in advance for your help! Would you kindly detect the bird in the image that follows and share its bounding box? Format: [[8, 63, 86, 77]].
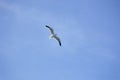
[[45, 25, 61, 46]]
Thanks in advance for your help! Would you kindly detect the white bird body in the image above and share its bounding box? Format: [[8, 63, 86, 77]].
[[49, 34, 55, 39], [45, 25, 61, 46]]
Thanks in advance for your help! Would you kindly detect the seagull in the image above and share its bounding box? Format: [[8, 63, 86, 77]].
[[45, 25, 61, 46]]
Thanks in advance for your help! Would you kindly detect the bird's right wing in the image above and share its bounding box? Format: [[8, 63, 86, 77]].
[[53, 35, 61, 46], [45, 25, 54, 34]]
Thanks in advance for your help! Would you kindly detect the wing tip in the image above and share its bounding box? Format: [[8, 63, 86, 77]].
[[45, 25, 51, 29], [59, 42, 62, 46], [45, 25, 48, 27]]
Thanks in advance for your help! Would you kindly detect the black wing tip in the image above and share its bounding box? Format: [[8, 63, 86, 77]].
[[59, 42, 62, 46], [45, 25, 49, 27], [45, 25, 51, 28]]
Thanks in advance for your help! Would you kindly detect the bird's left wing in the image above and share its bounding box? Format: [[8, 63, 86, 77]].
[[45, 25, 54, 34]]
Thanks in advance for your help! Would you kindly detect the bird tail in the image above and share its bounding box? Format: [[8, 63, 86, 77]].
[[49, 35, 52, 39]]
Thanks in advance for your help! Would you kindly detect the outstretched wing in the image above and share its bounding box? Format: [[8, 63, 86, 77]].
[[45, 25, 54, 34], [53, 35, 61, 46]]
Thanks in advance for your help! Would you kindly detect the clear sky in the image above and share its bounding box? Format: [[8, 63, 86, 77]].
[[0, 0, 120, 80]]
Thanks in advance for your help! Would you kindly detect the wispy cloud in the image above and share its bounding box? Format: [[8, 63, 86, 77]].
[[0, 1, 22, 17], [0, 1, 43, 23], [0, 1, 116, 61], [0, 1, 84, 48]]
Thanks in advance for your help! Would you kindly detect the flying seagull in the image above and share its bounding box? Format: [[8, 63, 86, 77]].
[[45, 25, 61, 46]]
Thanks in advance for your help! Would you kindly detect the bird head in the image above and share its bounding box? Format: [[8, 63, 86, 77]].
[[55, 34, 57, 36]]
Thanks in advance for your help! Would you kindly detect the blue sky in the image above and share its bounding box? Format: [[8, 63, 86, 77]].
[[0, 0, 120, 80]]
